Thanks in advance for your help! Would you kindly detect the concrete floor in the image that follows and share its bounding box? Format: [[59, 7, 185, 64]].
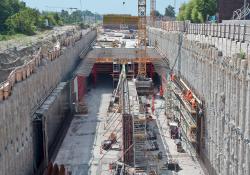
[[55, 76, 207, 175], [153, 95, 207, 175], [55, 79, 117, 175]]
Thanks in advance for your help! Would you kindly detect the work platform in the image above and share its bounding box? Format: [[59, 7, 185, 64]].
[[76, 48, 163, 77]]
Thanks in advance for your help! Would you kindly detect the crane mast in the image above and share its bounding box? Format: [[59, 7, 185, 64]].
[[138, 0, 147, 77], [150, 0, 156, 25]]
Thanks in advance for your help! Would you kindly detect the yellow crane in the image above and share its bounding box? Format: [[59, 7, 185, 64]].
[[150, 0, 156, 25], [137, 0, 147, 77], [137, 0, 156, 77]]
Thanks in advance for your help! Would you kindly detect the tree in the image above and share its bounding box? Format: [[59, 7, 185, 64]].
[[177, 0, 216, 23], [165, 5, 175, 18], [0, 0, 26, 32], [60, 10, 70, 23], [154, 10, 162, 17], [59, 10, 102, 24], [0, 1, 101, 36], [5, 8, 38, 35], [184, 1, 194, 21], [195, 0, 216, 21], [177, 3, 186, 21]]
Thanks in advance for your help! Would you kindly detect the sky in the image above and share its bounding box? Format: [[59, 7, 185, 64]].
[[22, 0, 187, 15]]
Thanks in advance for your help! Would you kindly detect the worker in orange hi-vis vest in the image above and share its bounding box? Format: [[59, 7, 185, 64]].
[[190, 98, 197, 109], [170, 73, 175, 81], [186, 90, 193, 101], [159, 85, 164, 98], [109, 163, 113, 172]]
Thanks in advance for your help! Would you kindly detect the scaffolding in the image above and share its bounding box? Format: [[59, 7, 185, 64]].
[[108, 63, 151, 174], [128, 81, 147, 170], [113, 58, 121, 88]]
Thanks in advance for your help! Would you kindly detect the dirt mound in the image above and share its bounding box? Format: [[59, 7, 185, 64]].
[[0, 25, 79, 82]]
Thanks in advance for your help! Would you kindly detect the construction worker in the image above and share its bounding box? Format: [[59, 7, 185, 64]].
[[186, 90, 193, 101], [190, 98, 197, 109], [159, 85, 164, 98], [170, 73, 175, 81]]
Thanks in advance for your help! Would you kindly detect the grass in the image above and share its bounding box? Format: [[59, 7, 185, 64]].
[[240, 49, 246, 60], [0, 33, 27, 41]]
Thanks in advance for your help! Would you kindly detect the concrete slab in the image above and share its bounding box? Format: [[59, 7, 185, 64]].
[[55, 85, 114, 175], [153, 96, 208, 175]]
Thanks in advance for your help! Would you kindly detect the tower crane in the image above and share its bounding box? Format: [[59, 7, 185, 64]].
[[137, 0, 148, 77], [150, 0, 156, 25]]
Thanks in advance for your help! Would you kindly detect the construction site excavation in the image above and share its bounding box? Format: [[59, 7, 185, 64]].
[[2, 1, 250, 175], [52, 26, 206, 175]]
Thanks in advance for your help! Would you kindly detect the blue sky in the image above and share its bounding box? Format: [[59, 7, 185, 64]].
[[22, 0, 187, 15]]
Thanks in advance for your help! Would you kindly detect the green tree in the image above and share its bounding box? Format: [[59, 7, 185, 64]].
[[195, 0, 216, 21], [191, 7, 203, 22], [0, 0, 26, 32], [5, 8, 38, 35], [59, 10, 102, 24], [177, 0, 216, 23], [154, 10, 162, 17], [41, 11, 63, 26], [60, 10, 70, 23], [70, 10, 83, 23], [177, 3, 186, 21], [184, 1, 194, 20], [165, 5, 175, 17]]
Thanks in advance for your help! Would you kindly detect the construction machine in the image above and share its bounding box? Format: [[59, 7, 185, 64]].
[[101, 132, 117, 150]]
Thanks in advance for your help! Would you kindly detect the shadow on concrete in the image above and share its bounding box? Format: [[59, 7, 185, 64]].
[[55, 74, 113, 175]]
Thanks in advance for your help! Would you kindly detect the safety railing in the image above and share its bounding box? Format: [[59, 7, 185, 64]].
[[0, 30, 84, 102], [153, 21, 250, 43]]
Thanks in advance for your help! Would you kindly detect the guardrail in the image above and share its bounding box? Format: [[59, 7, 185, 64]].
[[0, 30, 84, 102], [154, 21, 250, 43]]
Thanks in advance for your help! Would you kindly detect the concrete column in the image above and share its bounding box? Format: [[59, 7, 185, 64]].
[[235, 58, 242, 175], [244, 56, 250, 175], [211, 48, 217, 168], [223, 62, 230, 175], [231, 57, 237, 175], [215, 53, 220, 173], [238, 60, 247, 175]]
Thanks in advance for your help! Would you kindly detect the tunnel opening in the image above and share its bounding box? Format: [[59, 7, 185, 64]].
[[88, 62, 158, 89], [152, 72, 161, 89], [96, 73, 113, 88]]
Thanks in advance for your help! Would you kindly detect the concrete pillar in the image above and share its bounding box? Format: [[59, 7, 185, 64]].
[[238, 60, 247, 175], [223, 61, 230, 175], [244, 56, 250, 175]]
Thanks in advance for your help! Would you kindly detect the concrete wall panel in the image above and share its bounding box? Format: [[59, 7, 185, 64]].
[[0, 30, 96, 175], [148, 27, 250, 175]]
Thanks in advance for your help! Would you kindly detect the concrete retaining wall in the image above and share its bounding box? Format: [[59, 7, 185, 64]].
[[149, 27, 250, 175], [33, 82, 70, 174], [0, 29, 97, 175]]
